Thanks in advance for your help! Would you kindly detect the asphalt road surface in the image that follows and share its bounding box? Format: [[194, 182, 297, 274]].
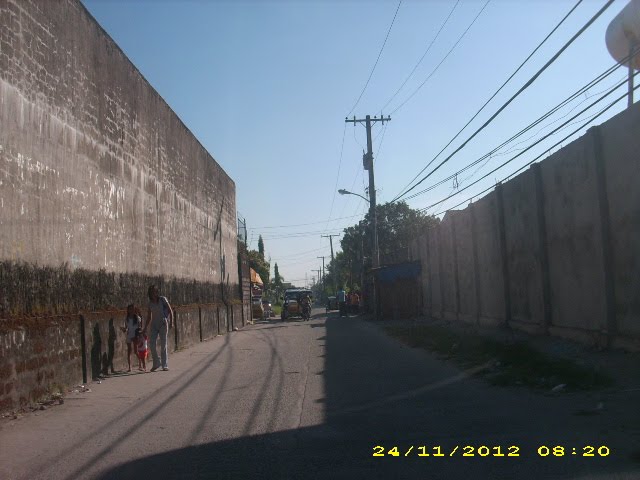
[[1, 309, 638, 479]]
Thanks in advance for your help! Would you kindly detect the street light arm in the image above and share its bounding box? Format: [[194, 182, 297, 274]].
[[338, 189, 370, 203]]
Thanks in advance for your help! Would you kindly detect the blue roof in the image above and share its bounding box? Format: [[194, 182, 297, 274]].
[[374, 261, 422, 283]]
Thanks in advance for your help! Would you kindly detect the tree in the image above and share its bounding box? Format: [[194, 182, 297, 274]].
[[258, 235, 265, 259], [273, 263, 281, 285], [328, 201, 438, 290], [270, 263, 284, 302], [248, 249, 270, 287]]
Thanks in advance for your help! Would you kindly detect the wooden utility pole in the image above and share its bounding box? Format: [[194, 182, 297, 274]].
[[345, 114, 391, 320], [317, 256, 326, 290], [321, 234, 339, 295]]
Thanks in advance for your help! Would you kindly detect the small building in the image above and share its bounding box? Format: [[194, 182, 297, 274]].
[[373, 261, 422, 320]]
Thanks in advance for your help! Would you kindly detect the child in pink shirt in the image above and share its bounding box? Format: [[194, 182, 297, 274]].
[[134, 328, 149, 371]]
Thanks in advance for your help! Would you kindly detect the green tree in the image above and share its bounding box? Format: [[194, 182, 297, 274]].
[[328, 201, 438, 290], [248, 249, 270, 287], [270, 263, 284, 302], [258, 235, 265, 259]]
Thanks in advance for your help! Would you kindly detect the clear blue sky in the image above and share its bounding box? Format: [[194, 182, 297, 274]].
[[82, 0, 629, 286]]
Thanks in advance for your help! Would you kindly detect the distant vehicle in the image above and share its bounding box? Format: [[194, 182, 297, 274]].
[[326, 296, 338, 313], [262, 299, 273, 318], [281, 288, 313, 321], [252, 298, 264, 320]]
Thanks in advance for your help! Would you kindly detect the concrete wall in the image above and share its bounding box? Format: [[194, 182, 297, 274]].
[[452, 209, 476, 324], [438, 216, 457, 320], [0, 0, 239, 315], [473, 192, 505, 326], [0, 303, 241, 412], [409, 101, 640, 350], [502, 169, 544, 329], [0, 316, 83, 412], [599, 103, 640, 344]]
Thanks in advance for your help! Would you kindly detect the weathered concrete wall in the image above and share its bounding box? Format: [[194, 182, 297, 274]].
[[201, 304, 220, 341], [502, 169, 544, 328], [0, 0, 239, 315], [452, 210, 476, 323], [541, 135, 606, 333], [408, 101, 640, 350], [599, 103, 640, 341], [428, 227, 442, 317], [473, 192, 505, 326], [174, 306, 201, 351], [439, 215, 457, 320], [0, 316, 83, 411], [0, 304, 241, 412]]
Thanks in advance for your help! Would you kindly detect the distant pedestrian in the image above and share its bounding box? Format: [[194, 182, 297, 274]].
[[337, 286, 346, 317], [144, 285, 174, 372], [351, 292, 360, 314], [121, 304, 142, 372], [134, 328, 149, 371]]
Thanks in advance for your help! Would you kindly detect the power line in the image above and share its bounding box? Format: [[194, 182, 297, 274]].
[[249, 212, 365, 231], [380, 0, 462, 112], [389, 0, 491, 116], [400, 52, 633, 203], [323, 123, 347, 233], [391, 0, 583, 202], [346, 0, 403, 117], [393, 0, 615, 203], [416, 76, 629, 208], [422, 78, 637, 215]]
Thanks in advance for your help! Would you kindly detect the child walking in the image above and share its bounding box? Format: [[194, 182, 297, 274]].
[[134, 328, 149, 371], [121, 304, 142, 372]]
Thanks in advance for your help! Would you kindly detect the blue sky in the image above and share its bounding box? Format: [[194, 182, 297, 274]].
[[82, 0, 630, 286]]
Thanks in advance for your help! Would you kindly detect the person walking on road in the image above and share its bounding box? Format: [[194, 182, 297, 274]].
[[337, 286, 346, 317], [144, 285, 174, 372], [121, 304, 142, 372]]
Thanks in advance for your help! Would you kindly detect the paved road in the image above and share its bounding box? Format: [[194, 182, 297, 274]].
[[1, 310, 638, 479]]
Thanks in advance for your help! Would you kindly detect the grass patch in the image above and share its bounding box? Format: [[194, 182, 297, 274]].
[[271, 304, 282, 316], [385, 325, 612, 391]]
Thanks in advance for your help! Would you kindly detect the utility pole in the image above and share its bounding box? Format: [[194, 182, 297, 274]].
[[321, 234, 339, 295], [314, 269, 322, 293], [345, 114, 391, 321], [317, 256, 326, 284]]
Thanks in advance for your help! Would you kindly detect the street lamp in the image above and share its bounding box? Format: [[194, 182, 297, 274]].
[[338, 187, 379, 319], [338, 189, 370, 203]]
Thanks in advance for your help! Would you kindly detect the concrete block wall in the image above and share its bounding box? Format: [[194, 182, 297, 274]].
[[599, 102, 640, 346], [409, 101, 640, 350], [438, 215, 457, 320], [453, 210, 476, 324], [0, 304, 244, 412], [502, 168, 545, 329], [473, 192, 505, 326], [0, 0, 240, 315], [0, 317, 83, 412]]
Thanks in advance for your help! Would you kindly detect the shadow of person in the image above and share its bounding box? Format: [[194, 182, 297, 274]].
[[90, 323, 102, 380], [108, 318, 117, 374]]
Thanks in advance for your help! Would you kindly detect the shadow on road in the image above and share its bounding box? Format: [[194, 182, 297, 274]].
[[95, 316, 639, 479]]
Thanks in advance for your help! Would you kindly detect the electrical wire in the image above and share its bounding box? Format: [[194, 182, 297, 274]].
[[380, 0, 462, 112], [400, 49, 635, 203], [422, 78, 638, 215], [414, 76, 629, 207], [346, 0, 403, 117], [249, 212, 366, 230], [391, 0, 584, 202], [323, 123, 347, 233], [393, 0, 615, 203], [389, 0, 491, 116]]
